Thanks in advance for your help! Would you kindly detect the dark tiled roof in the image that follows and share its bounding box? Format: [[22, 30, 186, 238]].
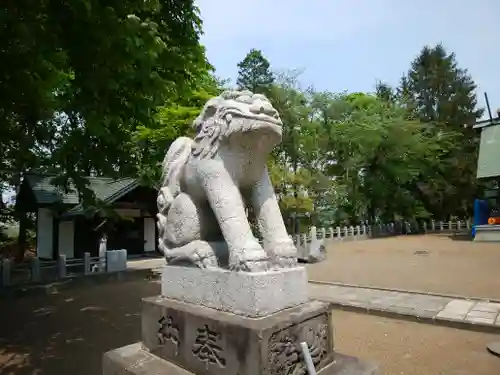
[[23, 173, 138, 206]]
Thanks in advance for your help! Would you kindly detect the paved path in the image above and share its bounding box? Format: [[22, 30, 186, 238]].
[[309, 281, 500, 333]]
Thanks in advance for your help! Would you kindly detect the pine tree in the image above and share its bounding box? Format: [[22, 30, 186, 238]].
[[236, 49, 274, 94], [375, 81, 396, 103], [399, 44, 483, 127], [398, 44, 484, 218]]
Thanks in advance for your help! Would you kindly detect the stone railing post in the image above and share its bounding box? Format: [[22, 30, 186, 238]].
[[457, 221, 462, 230], [301, 233, 307, 247], [117, 249, 128, 271], [439, 221, 444, 231], [431, 220, 435, 231], [58, 254, 67, 279], [309, 226, 317, 241], [31, 257, 40, 283], [1, 259, 11, 287], [320, 227, 326, 239], [106, 250, 117, 272], [328, 227, 334, 239], [84, 252, 91, 275], [336, 227, 341, 238], [99, 252, 106, 273], [423, 221, 427, 233], [466, 219, 471, 229], [343, 226, 348, 237]]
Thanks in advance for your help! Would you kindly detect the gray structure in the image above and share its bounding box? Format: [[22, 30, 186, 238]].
[[472, 107, 500, 242]]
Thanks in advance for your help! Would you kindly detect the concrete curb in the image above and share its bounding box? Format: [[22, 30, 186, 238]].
[[329, 300, 500, 335], [0, 268, 159, 300], [309, 280, 500, 304]]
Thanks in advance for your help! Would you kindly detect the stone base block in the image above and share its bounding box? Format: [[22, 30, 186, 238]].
[[474, 225, 500, 242], [141, 297, 333, 375], [297, 239, 327, 263], [103, 342, 379, 375], [160, 266, 308, 317]]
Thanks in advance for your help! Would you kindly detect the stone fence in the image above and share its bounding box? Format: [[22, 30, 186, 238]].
[[0, 249, 128, 288], [289, 219, 471, 246]]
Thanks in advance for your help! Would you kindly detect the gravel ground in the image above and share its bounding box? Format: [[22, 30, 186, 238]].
[[308, 234, 500, 299], [1, 278, 500, 375], [333, 310, 500, 375]]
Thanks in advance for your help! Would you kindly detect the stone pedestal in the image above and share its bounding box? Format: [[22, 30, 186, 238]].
[[160, 266, 309, 317], [103, 266, 378, 375]]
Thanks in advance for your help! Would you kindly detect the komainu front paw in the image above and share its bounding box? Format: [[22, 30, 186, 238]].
[[161, 240, 219, 269], [228, 240, 270, 272], [265, 239, 298, 268]]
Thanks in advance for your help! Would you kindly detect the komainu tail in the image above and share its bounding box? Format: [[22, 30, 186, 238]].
[[157, 137, 193, 214]]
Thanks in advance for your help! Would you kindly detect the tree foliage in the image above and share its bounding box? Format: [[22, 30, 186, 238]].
[[397, 44, 484, 218], [236, 49, 274, 94], [262, 44, 484, 226], [399, 44, 482, 126], [327, 93, 448, 222], [1, 26, 487, 248], [133, 73, 223, 186], [0, 0, 214, 253], [0, 0, 210, 194]]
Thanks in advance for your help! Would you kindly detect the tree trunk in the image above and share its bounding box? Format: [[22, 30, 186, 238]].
[[14, 119, 36, 262], [14, 170, 28, 262], [16, 213, 28, 262]]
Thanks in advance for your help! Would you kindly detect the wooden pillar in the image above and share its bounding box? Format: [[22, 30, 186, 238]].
[[36, 208, 54, 259]]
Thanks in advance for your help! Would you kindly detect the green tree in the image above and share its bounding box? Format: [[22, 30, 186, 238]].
[[133, 73, 223, 186], [0, 0, 211, 254], [307, 92, 449, 223], [236, 49, 274, 94], [264, 72, 321, 231], [397, 44, 484, 218], [1, 0, 209, 189], [375, 81, 396, 103], [399, 44, 482, 126]]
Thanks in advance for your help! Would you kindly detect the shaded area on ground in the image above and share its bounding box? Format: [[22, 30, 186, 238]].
[[308, 234, 500, 300], [0, 277, 160, 375], [1, 277, 500, 375], [333, 310, 500, 375]]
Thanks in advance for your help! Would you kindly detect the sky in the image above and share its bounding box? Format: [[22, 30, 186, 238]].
[[196, 0, 500, 118]]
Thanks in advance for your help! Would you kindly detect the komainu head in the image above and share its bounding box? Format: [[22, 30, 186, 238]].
[[191, 90, 283, 159]]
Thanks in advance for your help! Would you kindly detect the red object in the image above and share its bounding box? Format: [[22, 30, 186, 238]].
[[488, 217, 500, 225]]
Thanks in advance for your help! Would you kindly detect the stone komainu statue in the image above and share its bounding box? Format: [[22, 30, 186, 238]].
[[156, 90, 297, 272]]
